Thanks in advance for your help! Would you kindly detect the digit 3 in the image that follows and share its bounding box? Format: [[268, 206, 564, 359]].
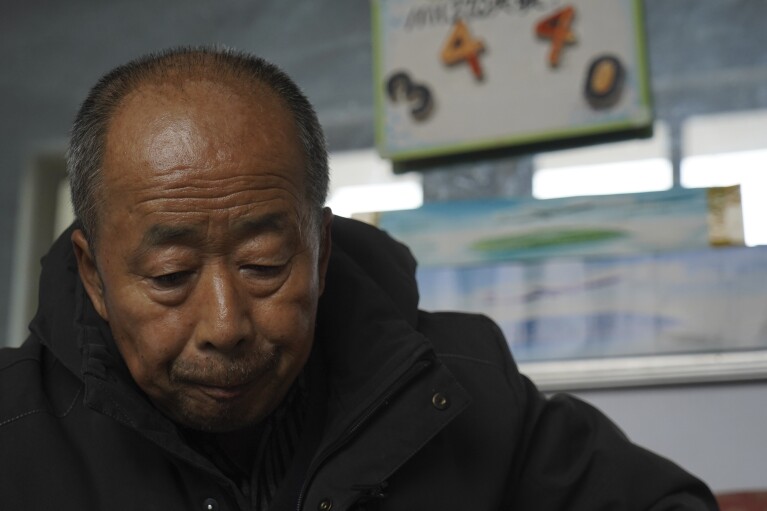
[[407, 83, 434, 121], [385, 71, 435, 122], [386, 71, 413, 103]]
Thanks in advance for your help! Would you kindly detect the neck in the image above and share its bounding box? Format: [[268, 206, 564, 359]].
[[214, 423, 266, 472], [184, 421, 267, 478]]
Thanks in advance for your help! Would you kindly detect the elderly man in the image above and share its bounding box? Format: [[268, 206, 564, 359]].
[[0, 48, 716, 510]]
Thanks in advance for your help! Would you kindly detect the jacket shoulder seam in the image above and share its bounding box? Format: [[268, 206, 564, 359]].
[[0, 408, 48, 428], [0, 385, 82, 429], [452, 312, 527, 404], [0, 356, 41, 372], [437, 353, 505, 372]]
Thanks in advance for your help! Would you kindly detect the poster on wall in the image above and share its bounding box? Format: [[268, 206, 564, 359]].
[[417, 246, 767, 364], [377, 187, 745, 266], [372, 0, 653, 161]]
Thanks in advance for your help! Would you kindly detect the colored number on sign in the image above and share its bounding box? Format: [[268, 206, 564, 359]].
[[386, 71, 435, 122], [584, 55, 625, 109], [440, 19, 485, 81], [535, 6, 576, 68]]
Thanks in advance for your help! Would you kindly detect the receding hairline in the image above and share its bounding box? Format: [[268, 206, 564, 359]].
[[105, 57, 299, 137], [68, 47, 330, 247], [111, 54, 284, 100], [108, 49, 280, 90], [104, 68, 301, 152], [104, 79, 314, 242]]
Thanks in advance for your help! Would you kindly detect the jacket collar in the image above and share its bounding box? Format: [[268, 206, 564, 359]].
[[303, 218, 472, 506], [31, 218, 471, 497]]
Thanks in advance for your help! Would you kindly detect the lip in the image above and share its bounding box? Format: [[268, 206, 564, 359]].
[[191, 380, 254, 401]]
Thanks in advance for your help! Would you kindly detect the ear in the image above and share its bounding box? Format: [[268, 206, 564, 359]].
[[317, 207, 333, 296], [71, 229, 109, 321]]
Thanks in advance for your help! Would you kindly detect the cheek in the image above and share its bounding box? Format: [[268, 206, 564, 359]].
[[104, 289, 191, 380], [257, 268, 320, 351]]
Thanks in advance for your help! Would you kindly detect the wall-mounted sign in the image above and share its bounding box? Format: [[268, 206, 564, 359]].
[[373, 0, 652, 161]]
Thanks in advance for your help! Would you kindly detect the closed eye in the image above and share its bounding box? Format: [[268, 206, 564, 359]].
[[151, 271, 194, 289], [242, 264, 285, 278]]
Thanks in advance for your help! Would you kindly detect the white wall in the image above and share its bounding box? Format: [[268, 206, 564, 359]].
[[570, 381, 767, 493]]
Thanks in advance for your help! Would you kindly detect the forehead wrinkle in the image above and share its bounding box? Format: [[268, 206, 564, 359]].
[[119, 167, 301, 189], [122, 171, 304, 201], [130, 196, 302, 218]]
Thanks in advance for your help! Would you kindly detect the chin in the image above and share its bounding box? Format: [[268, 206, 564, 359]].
[[154, 388, 268, 432], [174, 404, 264, 432]]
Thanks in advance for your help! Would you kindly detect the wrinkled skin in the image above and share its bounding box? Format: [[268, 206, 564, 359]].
[[73, 78, 332, 433]]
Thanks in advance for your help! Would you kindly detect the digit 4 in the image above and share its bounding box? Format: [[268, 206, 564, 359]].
[[536, 6, 577, 68], [441, 19, 486, 81]]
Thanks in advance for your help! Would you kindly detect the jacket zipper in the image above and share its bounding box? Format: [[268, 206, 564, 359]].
[[295, 354, 434, 511]]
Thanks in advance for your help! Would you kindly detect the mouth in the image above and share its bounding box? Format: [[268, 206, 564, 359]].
[[172, 352, 281, 403], [189, 380, 255, 401]]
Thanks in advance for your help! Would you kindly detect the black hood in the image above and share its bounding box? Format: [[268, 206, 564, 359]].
[[29, 216, 426, 395], [28, 222, 115, 379], [322, 216, 419, 327], [13, 215, 462, 507]]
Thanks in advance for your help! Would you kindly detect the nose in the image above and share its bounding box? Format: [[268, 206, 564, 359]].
[[193, 264, 252, 352]]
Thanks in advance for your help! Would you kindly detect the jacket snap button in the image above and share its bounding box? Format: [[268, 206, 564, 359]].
[[318, 498, 333, 511], [432, 392, 449, 410], [203, 498, 219, 511]]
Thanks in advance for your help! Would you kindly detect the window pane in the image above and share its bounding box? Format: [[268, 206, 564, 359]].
[[533, 122, 672, 199], [682, 149, 767, 247], [533, 158, 673, 199], [681, 111, 767, 247], [327, 149, 422, 218]]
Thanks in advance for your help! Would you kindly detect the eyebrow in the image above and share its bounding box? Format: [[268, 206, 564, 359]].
[[141, 224, 205, 248], [138, 212, 294, 251], [231, 212, 292, 240]]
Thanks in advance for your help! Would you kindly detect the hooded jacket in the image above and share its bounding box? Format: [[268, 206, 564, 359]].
[[0, 216, 717, 510]]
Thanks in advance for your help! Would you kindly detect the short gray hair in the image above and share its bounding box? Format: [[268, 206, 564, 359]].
[[67, 46, 329, 243]]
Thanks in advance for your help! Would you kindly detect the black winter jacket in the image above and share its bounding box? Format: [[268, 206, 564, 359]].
[[0, 217, 717, 510]]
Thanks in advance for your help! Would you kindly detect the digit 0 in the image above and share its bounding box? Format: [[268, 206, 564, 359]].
[[584, 55, 624, 109]]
